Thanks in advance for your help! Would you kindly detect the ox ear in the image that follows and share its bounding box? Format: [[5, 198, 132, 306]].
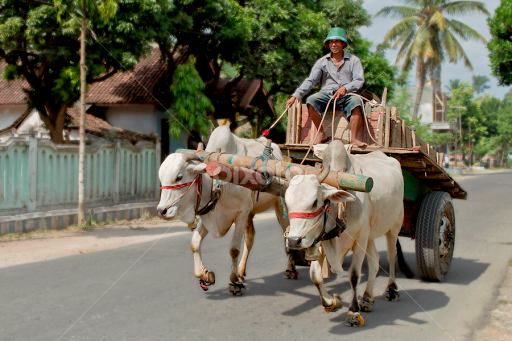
[[186, 163, 207, 174], [321, 184, 356, 203]]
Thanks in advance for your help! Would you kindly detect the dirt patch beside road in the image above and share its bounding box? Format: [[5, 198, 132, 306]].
[[473, 261, 512, 341], [0, 211, 277, 269], [0, 218, 191, 268]]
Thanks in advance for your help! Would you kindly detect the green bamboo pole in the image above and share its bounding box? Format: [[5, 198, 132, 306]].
[[175, 149, 373, 193]]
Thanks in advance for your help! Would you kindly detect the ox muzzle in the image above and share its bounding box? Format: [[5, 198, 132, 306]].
[[157, 206, 178, 220], [287, 236, 304, 250]]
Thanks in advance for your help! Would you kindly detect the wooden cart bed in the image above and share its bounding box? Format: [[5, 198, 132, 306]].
[[280, 101, 467, 201]]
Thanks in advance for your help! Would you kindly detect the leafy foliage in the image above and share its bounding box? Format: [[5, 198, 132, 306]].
[[488, 0, 512, 86], [445, 79, 461, 93], [447, 83, 486, 159], [167, 57, 214, 139], [0, 0, 152, 142], [472, 75, 491, 94], [351, 39, 398, 98]]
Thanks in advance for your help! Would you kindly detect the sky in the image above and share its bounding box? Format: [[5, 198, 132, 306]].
[[358, 0, 510, 99]]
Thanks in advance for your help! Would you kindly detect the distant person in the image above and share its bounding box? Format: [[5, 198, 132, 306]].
[[286, 27, 367, 146]]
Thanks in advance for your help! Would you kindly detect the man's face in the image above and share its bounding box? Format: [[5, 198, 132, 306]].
[[329, 39, 344, 54]]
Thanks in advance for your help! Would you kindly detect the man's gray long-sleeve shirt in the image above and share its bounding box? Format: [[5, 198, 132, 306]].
[[292, 51, 365, 101]]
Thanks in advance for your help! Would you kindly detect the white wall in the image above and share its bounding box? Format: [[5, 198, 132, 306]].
[[103, 105, 158, 136], [0, 105, 26, 130], [411, 84, 434, 126]]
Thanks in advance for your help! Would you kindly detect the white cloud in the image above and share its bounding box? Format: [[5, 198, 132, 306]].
[[358, 0, 511, 98]]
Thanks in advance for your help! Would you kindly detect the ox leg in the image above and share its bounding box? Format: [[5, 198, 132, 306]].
[[274, 201, 297, 279], [191, 223, 215, 289], [346, 238, 367, 327], [360, 239, 379, 312], [237, 214, 255, 282], [227, 215, 247, 296], [384, 230, 400, 301], [310, 261, 341, 312]]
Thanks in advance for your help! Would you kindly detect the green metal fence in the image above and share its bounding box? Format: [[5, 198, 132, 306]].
[[0, 136, 160, 212]]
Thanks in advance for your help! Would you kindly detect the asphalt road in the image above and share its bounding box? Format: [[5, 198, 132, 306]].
[[2, 171, 512, 341]]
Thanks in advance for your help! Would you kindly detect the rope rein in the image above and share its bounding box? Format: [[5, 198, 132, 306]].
[[162, 176, 202, 211]]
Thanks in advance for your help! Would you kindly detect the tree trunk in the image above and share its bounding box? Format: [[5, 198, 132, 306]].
[[78, 5, 87, 224], [37, 103, 69, 144], [412, 61, 427, 121]]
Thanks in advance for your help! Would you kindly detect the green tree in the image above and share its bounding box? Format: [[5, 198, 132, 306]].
[[167, 57, 214, 139], [472, 75, 491, 94], [376, 0, 489, 120], [0, 0, 152, 143], [447, 83, 486, 162], [206, 0, 396, 135], [476, 93, 501, 136], [488, 0, 512, 86], [445, 78, 461, 93], [494, 99, 512, 167]]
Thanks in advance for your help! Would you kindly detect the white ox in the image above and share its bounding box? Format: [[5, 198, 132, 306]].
[[284, 140, 404, 326], [157, 126, 296, 295]]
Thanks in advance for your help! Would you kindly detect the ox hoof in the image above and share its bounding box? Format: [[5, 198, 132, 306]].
[[203, 271, 216, 285], [227, 282, 245, 296], [345, 311, 365, 327], [283, 269, 298, 280], [385, 288, 400, 302], [323, 294, 342, 313], [359, 297, 375, 312]]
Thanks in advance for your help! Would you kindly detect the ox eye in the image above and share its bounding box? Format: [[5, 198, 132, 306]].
[[176, 174, 183, 182], [312, 200, 318, 207]]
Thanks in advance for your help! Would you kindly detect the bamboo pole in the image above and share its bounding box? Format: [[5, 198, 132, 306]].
[[206, 161, 288, 197], [176, 149, 374, 193]]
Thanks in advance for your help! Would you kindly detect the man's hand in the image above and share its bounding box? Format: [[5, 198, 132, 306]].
[[286, 96, 297, 109], [334, 86, 347, 100]]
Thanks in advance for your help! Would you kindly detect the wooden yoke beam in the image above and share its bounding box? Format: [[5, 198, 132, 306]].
[[176, 149, 374, 193]]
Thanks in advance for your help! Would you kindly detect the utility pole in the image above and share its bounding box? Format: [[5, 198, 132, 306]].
[[78, 2, 87, 223]]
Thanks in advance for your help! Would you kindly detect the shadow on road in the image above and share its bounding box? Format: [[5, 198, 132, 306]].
[[328, 288, 450, 334]]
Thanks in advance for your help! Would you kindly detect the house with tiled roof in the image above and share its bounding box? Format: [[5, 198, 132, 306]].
[[0, 45, 276, 159]]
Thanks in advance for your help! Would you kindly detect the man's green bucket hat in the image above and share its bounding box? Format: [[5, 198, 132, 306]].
[[324, 27, 348, 47]]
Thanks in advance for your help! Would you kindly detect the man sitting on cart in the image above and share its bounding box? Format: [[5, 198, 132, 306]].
[[286, 27, 367, 147]]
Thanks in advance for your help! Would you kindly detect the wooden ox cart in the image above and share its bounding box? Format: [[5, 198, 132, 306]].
[[279, 95, 465, 282], [177, 93, 464, 282]]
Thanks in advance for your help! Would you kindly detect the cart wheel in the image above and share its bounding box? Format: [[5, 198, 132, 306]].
[[292, 249, 308, 266], [415, 191, 455, 282]]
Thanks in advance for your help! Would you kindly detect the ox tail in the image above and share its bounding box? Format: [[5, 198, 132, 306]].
[[396, 239, 414, 279]]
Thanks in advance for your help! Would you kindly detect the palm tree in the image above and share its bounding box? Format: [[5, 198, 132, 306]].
[[445, 78, 461, 93], [376, 0, 489, 120]]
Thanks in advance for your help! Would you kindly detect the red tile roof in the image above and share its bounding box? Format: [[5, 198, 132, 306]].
[[0, 47, 189, 106], [0, 62, 28, 105], [0, 105, 152, 142], [66, 106, 153, 142], [87, 47, 189, 104]]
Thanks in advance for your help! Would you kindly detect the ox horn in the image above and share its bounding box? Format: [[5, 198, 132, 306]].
[[182, 153, 203, 163], [316, 165, 330, 183]]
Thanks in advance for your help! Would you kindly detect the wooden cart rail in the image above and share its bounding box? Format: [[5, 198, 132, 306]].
[[281, 101, 467, 200]]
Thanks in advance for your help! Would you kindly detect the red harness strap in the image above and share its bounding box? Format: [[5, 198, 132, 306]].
[[160, 178, 202, 197], [289, 205, 326, 219]]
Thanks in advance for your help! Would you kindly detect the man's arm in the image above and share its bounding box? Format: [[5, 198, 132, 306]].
[[291, 60, 323, 101], [342, 57, 365, 93]]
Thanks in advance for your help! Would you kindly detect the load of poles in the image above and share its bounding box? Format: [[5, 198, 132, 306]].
[[176, 141, 373, 197]]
